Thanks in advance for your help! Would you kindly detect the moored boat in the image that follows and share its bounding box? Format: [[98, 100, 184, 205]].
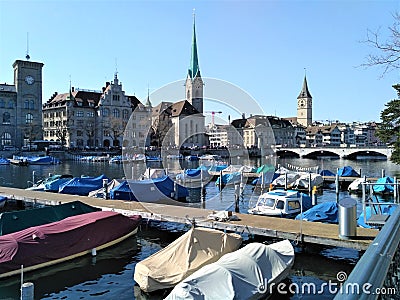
[[0, 196, 6, 209], [58, 174, 109, 196], [0, 157, 10, 165], [295, 201, 338, 224], [0, 201, 101, 235], [0, 211, 141, 279], [165, 240, 295, 300], [248, 189, 312, 218], [134, 227, 242, 293], [110, 176, 189, 202]]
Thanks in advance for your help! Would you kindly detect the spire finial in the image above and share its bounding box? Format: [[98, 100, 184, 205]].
[[114, 58, 118, 80], [26, 32, 30, 60], [304, 67, 306, 77]]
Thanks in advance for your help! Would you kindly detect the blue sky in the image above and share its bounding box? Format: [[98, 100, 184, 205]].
[[1, 0, 399, 124]]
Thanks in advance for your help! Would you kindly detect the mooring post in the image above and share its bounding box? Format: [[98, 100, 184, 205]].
[[234, 184, 240, 213], [284, 172, 288, 190], [174, 181, 178, 200], [381, 169, 385, 178], [102, 178, 108, 199], [261, 172, 265, 192], [312, 186, 318, 206], [219, 170, 223, 192], [335, 173, 339, 203], [308, 173, 312, 195], [240, 171, 245, 196], [32, 171, 35, 186]]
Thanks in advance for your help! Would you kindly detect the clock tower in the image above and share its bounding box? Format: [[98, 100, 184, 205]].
[[185, 12, 203, 113], [12, 59, 44, 146], [297, 75, 312, 127]]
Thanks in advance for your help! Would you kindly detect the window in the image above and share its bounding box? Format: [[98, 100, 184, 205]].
[[24, 100, 29, 109], [2, 112, 10, 124], [77, 130, 83, 137], [113, 95, 120, 101], [122, 109, 129, 120], [102, 108, 109, 117], [113, 108, 120, 118], [25, 113, 33, 124], [1, 132, 11, 146], [77, 111, 84, 117], [0, 99, 4, 108], [87, 112, 94, 117], [287, 201, 300, 210], [29, 100, 34, 110]]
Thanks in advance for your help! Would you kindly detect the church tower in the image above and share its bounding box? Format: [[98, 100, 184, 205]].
[[185, 12, 203, 113], [297, 75, 312, 127]]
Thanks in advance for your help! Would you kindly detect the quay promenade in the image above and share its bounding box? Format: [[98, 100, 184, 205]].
[[0, 186, 377, 250]]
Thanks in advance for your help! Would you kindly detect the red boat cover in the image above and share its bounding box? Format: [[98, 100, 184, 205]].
[[0, 211, 141, 274]]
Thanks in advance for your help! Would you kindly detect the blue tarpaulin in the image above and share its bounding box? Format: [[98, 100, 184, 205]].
[[295, 202, 338, 223], [337, 166, 359, 177], [58, 174, 109, 196], [373, 176, 394, 194]]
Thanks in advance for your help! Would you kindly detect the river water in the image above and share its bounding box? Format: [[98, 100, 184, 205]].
[[0, 157, 399, 299]]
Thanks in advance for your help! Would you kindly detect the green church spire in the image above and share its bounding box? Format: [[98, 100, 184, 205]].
[[188, 10, 200, 80]]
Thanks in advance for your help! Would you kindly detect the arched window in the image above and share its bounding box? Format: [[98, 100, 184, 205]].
[[25, 113, 33, 124], [0, 99, 4, 108], [24, 100, 29, 109], [3, 112, 10, 124], [113, 108, 120, 118], [8, 100, 14, 108], [29, 100, 34, 109], [187, 90, 190, 100], [103, 108, 109, 117], [1, 132, 11, 145]]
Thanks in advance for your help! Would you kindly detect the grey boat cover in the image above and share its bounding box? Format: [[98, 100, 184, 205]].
[[134, 227, 242, 293], [165, 240, 294, 300]]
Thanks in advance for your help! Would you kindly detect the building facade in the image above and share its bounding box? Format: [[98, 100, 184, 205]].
[[0, 59, 44, 149], [42, 73, 151, 149]]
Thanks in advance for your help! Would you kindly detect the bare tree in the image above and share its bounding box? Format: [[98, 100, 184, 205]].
[[362, 12, 400, 75]]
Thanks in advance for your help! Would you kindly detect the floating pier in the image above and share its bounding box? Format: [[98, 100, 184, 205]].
[[0, 187, 377, 250]]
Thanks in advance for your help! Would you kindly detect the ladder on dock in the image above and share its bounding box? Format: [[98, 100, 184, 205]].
[[362, 178, 399, 228]]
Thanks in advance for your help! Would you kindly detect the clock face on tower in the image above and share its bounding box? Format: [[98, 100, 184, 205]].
[[25, 75, 35, 85], [298, 99, 305, 108]]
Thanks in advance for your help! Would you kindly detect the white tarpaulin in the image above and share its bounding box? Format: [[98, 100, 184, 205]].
[[134, 227, 242, 293], [165, 240, 294, 300]]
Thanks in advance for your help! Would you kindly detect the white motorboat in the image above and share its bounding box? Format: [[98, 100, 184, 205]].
[[248, 189, 312, 218]]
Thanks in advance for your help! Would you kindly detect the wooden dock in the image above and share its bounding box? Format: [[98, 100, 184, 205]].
[[0, 187, 378, 250]]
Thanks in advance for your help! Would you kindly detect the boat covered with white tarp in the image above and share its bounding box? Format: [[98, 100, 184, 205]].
[[134, 227, 242, 293], [165, 240, 294, 300]]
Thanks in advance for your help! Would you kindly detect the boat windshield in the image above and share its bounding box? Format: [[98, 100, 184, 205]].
[[287, 201, 300, 211], [258, 197, 276, 207]]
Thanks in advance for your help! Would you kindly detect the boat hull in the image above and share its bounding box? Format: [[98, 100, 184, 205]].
[[0, 211, 141, 279]]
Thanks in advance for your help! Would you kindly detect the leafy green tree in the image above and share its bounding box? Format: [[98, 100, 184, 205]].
[[376, 85, 400, 164]]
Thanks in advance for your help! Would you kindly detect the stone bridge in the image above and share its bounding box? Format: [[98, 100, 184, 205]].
[[275, 146, 393, 159]]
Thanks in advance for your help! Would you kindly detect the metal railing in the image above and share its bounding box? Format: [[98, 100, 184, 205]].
[[334, 205, 400, 299]]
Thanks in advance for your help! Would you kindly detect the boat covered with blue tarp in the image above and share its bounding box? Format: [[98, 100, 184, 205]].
[[110, 176, 189, 201], [373, 176, 394, 194], [295, 202, 338, 223], [337, 166, 359, 177], [58, 174, 109, 196]]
